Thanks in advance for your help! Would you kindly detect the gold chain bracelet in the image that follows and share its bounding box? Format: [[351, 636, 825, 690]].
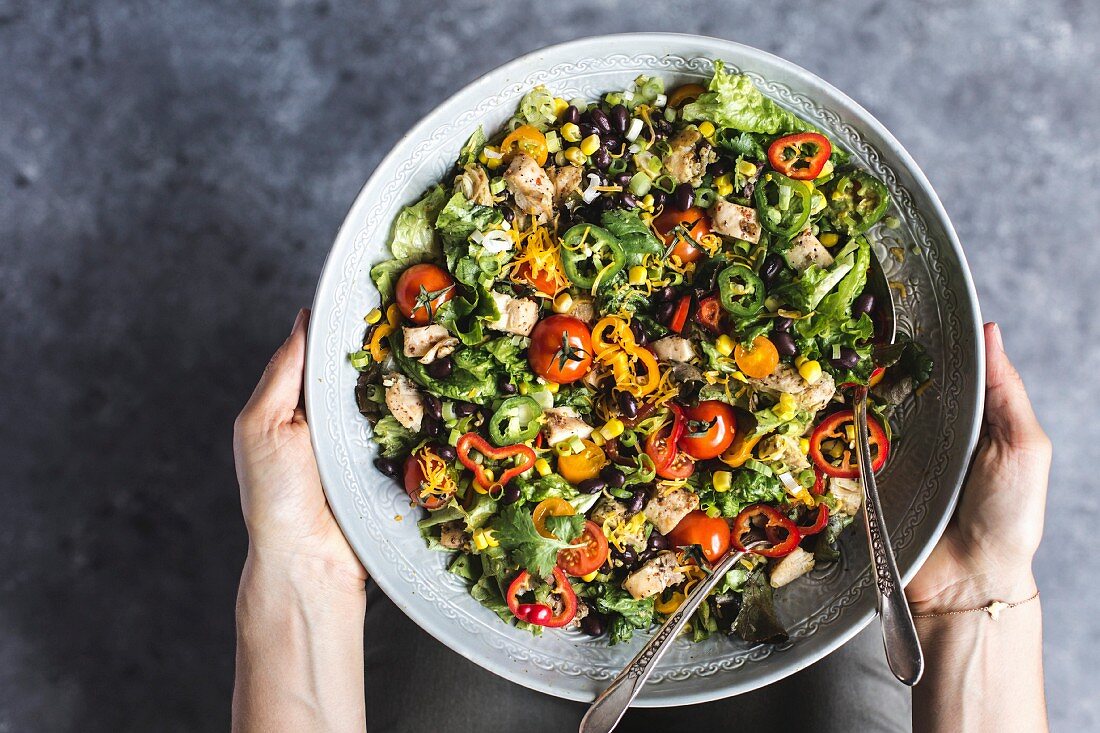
[[912, 590, 1040, 621]]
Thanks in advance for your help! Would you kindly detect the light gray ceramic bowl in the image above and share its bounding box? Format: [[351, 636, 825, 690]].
[[305, 33, 984, 705]]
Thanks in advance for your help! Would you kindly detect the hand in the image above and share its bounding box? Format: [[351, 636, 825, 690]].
[[907, 322, 1051, 613], [233, 309, 366, 593]]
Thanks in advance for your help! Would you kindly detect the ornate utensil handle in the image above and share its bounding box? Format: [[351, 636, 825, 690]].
[[853, 386, 924, 686], [579, 545, 759, 733]]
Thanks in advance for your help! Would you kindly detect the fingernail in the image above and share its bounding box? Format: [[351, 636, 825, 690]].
[[990, 322, 1003, 353], [292, 308, 306, 334]]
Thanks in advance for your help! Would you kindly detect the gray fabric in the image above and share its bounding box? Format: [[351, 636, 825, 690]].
[[364, 581, 911, 732]]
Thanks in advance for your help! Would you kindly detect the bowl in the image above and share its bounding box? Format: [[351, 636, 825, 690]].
[[305, 33, 984, 705]]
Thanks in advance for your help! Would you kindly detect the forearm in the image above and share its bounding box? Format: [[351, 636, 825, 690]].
[[233, 550, 367, 733], [912, 575, 1047, 733]]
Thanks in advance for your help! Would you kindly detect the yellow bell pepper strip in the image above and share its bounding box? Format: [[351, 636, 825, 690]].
[[367, 304, 402, 361]]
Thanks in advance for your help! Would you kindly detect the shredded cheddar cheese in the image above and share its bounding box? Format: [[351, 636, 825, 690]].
[[507, 221, 569, 296]]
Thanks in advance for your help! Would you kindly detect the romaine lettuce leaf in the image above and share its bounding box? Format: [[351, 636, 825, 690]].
[[435, 191, 499, 252], [372, 415, 418, 458], [389, 184, 447, 260], [697, 466, 785, 518], [370, 257, 415, 302], [682, 60, 814, 135], [774, 239, 860, 312], [457, 126, 486, 166], [600, 209, 663, 266]]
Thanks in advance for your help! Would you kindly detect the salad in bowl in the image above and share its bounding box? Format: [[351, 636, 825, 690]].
[[348, 60, 931, 647]]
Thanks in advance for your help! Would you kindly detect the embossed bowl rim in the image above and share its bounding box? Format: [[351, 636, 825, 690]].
[[306, 33, 984, 705]]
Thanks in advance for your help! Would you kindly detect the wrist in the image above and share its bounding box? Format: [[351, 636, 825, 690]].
[[908, 566, 1037, 617], [238, 547, 367, 626]]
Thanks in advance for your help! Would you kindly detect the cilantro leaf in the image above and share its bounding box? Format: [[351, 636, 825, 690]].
[[493, 504, 574, 577], [543, 514, 585, 543]]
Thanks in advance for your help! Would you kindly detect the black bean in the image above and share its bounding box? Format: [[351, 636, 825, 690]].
[[671, 183, 694, 211], [500, 207, 514, 222], [761, 253, 784, 283], [628, 321, 648, 347], [579, 122, 600, 139], [590, 108, 611, 133], [612, 544, 637, 566], [593, 148, 611, 171], [581, 610, 607, 636], [421, 414, 443, 437], [579, 478, 606, 494], [648, 531, 669, 552], [627, 488, 647, 514], [616, 390, 639, 419], [614, 172, 633, 187], [707, 159, 730, 177], [634, 549, 656, 567], [374, 456, 401, 478], [771, 330, 797, 356], [426, 356, 454, 379], [656, 300, 676, 325], [610, 104, 629, 133], [650, 190, 667, 210], [853, 292, 875, 317], [831, 347, 861, 370], [773, 316, 793, 332], [498, 376, 517, 395], [600, 465, 626, 489], [430, 443, 456, 462], [563, 105, 581, 126], [454, 401, 477, 417], [620, 193, 639, 209], [501, 483, 521, 505], [423, 395, 442, 420], [654, 285, 677, 302]]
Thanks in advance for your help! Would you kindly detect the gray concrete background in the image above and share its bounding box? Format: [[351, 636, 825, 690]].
[[1, 0, 1095, 730]]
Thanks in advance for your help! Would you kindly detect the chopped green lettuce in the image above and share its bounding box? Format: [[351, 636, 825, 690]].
[[733, 570, 789, 643], [682, 60, 814, 135], [600, 209, 663, 266], [457, 126, 486, 166], [389, 184, 447, 260], [372, 415, 418, 458], [435, 191, 500, 252], [698, 466, 785, 518]]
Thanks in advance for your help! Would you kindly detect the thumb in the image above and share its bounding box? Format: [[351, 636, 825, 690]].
[[982, 322, 1047, 450], [244, 309, 309, 418]]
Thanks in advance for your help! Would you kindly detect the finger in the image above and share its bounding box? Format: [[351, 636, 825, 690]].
[[244, 309, 310, 418], [983, 322, 1047, 449]]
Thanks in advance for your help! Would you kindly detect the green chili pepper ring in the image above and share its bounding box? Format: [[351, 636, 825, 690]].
[[754, 171, 812, 239], [825, 171, 890, 234], [717, 264, 765, 318], [488, 395, 542, 445], [559, 224, 627, 290]]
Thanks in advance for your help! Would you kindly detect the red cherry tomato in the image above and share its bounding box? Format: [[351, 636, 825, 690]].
[[653, 206, 711, 264], [395, 263, 456, 325], [515, 261, 561, 297], [402, 453, 450, 510], [557, 521, 609, 577], [528, 315, 594, 384], [678, 401, 736, 460], [667, 510, 731, 564], [644, 430, 695, 479]]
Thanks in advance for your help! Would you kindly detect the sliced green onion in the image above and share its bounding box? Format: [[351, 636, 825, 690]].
[[489, 177, 506, 195], [695, 187, 716, 209], [628, 172, 652, 196], [442, 401, 456, 422], [653, 174, 676, 193], [545, 130, 561, 154], [607, 157, 628, 175], [348, 350, 371, 370]]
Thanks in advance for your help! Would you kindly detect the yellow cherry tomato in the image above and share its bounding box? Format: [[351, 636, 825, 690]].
[[500, 124, 549, 166], [532, 497, 575, 539], [556, 440, 606, 485], [734, 335, 780, 379]]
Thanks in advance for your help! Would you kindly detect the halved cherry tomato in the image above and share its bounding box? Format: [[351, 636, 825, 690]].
[[808, 409, 889, 478], [395, 263, 456, 325], [645, 430, 695, 479], [669, 295, 692, 334], [515, 261, 561, 297], [694, 295, 722, 333], [528, 315, 593, 384], [500, 124, 549, 166], [556, 439, 606, 484], [678, 401, 736, 460], [667, 510, 731, 564], [402, 450, 453, 510], [667, 83, 707, 109], [653, 206, 711, 264], [731, 504, 801, 558], [557, 521, 609, 577], [720, 408, 761, 468], [767, 132, 832, 180], [795, 504, 829, 536], [506, 567, 577, 628], [734, 335, 779, 379], [531, 497, 575, 539]]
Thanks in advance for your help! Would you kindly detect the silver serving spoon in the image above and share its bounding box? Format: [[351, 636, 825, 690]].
[[853, 252, 923, 685], [579, 543, 764, 733]]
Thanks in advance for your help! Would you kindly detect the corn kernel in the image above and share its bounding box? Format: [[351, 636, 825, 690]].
[[736, 159, 759, 177], [552, 97, 569, 117], [545, 381, 559, 394], [553, 292, 573, 314], [799, 438, 810, 455], [564, 146, 586, 166], [535, 458, 552, 477], [713, 470, 732, 493], [590, 430, 606, 447], [715, 335, 735, 357], [819, 232, 839, 247], [600, 418, 625, 440], [579, 134, 601, 156], [641, 193, 655, 211], [628, 266, 647, 285], [698, 121, 716, 139], [519, 382, 529, 395], [472, 532, 487, 551], [774, 393, 798, 421], [764, 296, 780, 312], [714, 174, 733, 197], [581, 570, 599, 582], [560, 122, 582, 142], [472, 528, 499, 551], [365, 308, 382, 325], [794, 355, 808, 367], [799, 359, 822, 385]]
